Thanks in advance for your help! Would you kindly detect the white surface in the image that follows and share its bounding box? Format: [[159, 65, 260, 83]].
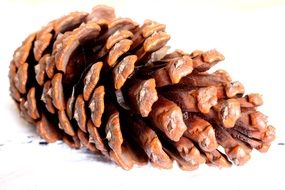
[[0, 0, 285, 189]]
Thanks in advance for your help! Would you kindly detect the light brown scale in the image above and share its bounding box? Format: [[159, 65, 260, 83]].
[[107, 18, 138, 32], [126, 117, 173, 169], [33, 23, 53, 61], [204, 149, 232, 168], [128, 78, 158, 117], [63, 134, 81, 149], [19, 98, 35, 124], [66, 89, 75, 120], [74, 95, 87, 132], [96, 29, 134, 60], [225, 81, 245, 98], [94, 18, 138, 56], [87, 120, 109, 157], [10, 83, 22, 102], [202, 49, 225, 64], [184, 118, 218, 152], [41, 80, 56, 114], [190, 49, 224, 72], [163, 147, 198, 171], [248, 93, 263, 106], [249, 111, 268, 132], [26, 87, 40, 120], [77, 129, 99, 153], [105, 111, 123, 154], [55, 21, 101, 72], [45, 52, 56, 79], [106, 30, 133, 50], [13, 33, 36, 68], [131, 21, 169, 62], [196, 86, 218, 114], [111, 141, 149, 170], [47, 33, 67, 79], [130, 20, 158, 51], [256, 143, 271, 153], [86, 5, 115, 22], [54, 11, 89, 35], [107, 39, 133, 67], [83, 61, 103, 101], [36, 114, 62, 143], [167, 55, 193, 84], [35, 54, 50, 86], [150, 96, 187, 142], [173, 137, 206, 166], [58, 110, 75, 136], [146, 46, 170, 64], [213, 69, 232, 82], [113, 55, 137, 90], [51, 73, 65, 110], [143, 31, 170, 53], [234, 111, 273, 143], [162, 49, 188, 61], [153, 56, 193, 87], [9, 61, 22, 102], [189, 50, 203, 59], [89, 86, 105, 128], [14, 62, 29, 94], [214, 99, 241, 128], [215, 125, 251, 166], [142, 21, 166, 38]]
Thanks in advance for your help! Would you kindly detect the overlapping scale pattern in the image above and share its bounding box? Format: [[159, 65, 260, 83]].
[[9, 5, 275, 170]]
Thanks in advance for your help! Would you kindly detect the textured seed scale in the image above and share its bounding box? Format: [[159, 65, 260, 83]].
[[9, 5, 275, 170]]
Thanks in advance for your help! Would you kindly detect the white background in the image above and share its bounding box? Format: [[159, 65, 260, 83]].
[[0, 0, 285, 189]]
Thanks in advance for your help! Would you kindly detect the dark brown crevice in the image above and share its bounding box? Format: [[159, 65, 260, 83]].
[[62, 44, 97, 98], [226, 128, 262, 149], [118, 113, 149, 163]]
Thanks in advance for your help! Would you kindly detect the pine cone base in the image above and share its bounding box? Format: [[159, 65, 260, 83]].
[[9, 5, 275, 170]]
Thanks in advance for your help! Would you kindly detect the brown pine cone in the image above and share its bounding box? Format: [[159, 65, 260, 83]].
[[9, 5, 275, 170]]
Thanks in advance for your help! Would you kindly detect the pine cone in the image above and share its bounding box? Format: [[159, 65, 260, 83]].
[[9, 5, 275, 170]]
